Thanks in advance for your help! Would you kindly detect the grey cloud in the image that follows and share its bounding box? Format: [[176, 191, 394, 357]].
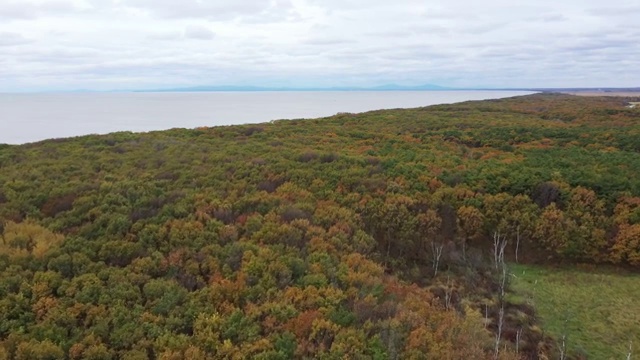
[[39, 0, 82, 13], [562, 39, 637, 52], [6, 47, 108, 65], [305, 0, 402, 13], [458, 22, 510, 35], [0, 32, 32, 46], [304, 38, 355, 46], [365, 24, 451, 38], [0, 0, 83, 20], [587, 6, 640, 16], [0, 2, 37, 19], [184, 25, 215, 40], [147, 32, 183, 41], [121, 0, 294, 22], [2, 0, 640, 91], [239, 4, 303, 24], [526, 13, 567, 23]]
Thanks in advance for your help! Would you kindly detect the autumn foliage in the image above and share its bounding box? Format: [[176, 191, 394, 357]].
[[0, 94, 639, 359]]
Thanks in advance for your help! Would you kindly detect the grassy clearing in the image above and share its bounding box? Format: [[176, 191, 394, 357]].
[[509, 263, 640, 359]]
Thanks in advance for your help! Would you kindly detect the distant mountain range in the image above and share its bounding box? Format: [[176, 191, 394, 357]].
[[135, 84, 640, 93], [138, 83, 452, 92], [23, 85, 640, 94]]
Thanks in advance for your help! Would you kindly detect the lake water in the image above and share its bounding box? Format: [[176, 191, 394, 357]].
[[0, 90, 534, 145]]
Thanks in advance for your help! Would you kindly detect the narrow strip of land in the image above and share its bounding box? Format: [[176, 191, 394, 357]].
[[561, 91, 640, 97]]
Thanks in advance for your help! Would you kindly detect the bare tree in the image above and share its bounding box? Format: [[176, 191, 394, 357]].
[[516, 327, 523, 355], [559, 316, 569, 360], [500, 264, 507, 299], [485, 304, 489, 329], [493, 232, 508, 269], [444, 276, 452, 310], [432, 241, 444, 277], [515, 225, 521, 263], [494, 253, 508, 360], [627, 340, 633, 360], [494, 305, 504, 360], [559, 334, 567, 360], [493, 231, 500, 269]]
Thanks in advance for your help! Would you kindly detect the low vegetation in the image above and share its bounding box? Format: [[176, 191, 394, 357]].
[[510, 264, 640, 359], [0, 93, 639, 359]]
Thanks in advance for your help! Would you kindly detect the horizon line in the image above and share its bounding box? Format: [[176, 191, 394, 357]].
[[1, 84, 639, 94]]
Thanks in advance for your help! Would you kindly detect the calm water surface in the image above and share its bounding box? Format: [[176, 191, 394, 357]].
[[0, 91, 534, 144]]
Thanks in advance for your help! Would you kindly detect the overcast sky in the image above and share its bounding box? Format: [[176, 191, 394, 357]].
[[1, 0, 639, 91]]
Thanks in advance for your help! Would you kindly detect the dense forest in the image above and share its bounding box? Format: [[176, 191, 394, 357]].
[[1, 93, 639, 359]]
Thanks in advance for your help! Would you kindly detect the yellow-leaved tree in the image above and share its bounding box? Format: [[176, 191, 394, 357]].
[[0, 220, 63, 260]]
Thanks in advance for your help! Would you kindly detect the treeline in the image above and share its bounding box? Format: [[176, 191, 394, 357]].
[[0, 93, 639, 359], [362, 183, 640, 267]]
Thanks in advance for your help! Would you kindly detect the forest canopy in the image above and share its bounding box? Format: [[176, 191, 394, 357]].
[[0, 93, 639, 359]]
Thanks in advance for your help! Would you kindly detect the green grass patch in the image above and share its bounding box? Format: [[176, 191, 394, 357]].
[[510, 263, 640, 359]]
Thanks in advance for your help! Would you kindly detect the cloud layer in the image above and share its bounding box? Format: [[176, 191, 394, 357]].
[[0, 0, 638, 91]]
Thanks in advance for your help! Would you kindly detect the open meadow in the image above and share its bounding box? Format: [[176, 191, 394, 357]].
[[510, 264, 640, 359]]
